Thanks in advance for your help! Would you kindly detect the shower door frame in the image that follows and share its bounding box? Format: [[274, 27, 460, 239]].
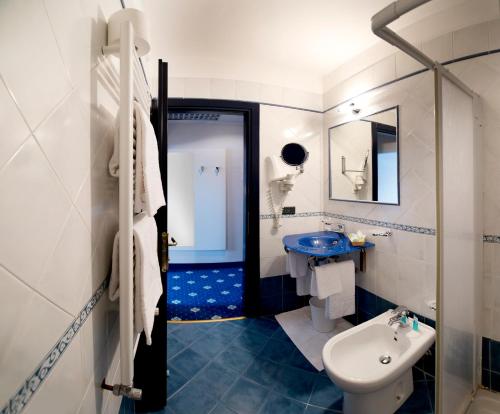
[[166, 98, 261, 317]]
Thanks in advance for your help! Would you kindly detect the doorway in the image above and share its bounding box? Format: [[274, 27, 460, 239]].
[[167, 110, 246, 320], [164, 99, 260, 320]]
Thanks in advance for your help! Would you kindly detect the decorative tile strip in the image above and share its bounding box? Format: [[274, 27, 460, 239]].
[[260, 211, 436, 235], [1, 277, 109, 414], [259, 211, 324, 219], [484, 235, 500, 243], [324, 212, 436, 235]]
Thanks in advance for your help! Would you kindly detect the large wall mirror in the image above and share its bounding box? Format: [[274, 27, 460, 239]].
[[328, 106, 400, 205]]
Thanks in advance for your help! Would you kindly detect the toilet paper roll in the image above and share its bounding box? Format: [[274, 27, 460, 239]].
[[107, 8, 150, 57]]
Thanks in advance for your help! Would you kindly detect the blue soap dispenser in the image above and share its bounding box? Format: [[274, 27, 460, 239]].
[[412, 315, 419, 332]]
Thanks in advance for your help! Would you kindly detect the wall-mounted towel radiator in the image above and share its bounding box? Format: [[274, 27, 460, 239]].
[[102, 18, 152, 400]]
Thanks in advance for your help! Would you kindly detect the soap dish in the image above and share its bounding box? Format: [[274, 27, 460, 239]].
[[350, 241, 366, 247]]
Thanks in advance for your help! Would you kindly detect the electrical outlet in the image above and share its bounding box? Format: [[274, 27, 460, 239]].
[[282, 206, 296, 215]]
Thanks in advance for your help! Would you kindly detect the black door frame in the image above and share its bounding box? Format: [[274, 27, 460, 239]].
[[167, 98, 261, 317], [133, 60, 169, 413]]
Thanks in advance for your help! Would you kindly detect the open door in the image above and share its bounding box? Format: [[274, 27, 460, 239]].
[[132, 59, 169, 413]]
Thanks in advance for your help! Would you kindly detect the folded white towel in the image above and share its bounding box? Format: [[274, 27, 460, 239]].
[[287, 251, 311, 296], [310, 261, 343, 300], [109, 213, 163, 345], [108, 102, 166, 217], [322, 260, 355, 320], [287, 251, 309, 279]]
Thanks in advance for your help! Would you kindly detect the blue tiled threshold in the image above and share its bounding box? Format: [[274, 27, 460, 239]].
[[141, 318, 435, 414], [167, 263, 244, 321]]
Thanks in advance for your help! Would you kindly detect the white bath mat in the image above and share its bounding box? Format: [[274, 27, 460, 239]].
[[275, 306, 353, 371]]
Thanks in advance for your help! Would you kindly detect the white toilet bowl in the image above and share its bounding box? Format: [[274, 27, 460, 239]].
[[322, 310, 435, 414]]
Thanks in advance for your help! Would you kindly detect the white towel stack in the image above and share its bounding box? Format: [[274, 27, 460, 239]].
[[312, 260, 355, 320], [108, 103, 165, 345], [109, 214, 163, 345], [287, 251, 312, 296], [109, 101, 166, 216]]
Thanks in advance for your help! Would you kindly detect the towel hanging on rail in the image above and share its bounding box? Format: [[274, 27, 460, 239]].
[[108, 101, 165, 216], [109, 213, 163, 345]]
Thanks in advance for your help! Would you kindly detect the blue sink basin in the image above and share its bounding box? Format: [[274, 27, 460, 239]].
[[283, 231, 374, 257], [298, 235, 339, 249]]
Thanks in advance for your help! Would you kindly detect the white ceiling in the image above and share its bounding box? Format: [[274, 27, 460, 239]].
[[139, 0, 499, 92]]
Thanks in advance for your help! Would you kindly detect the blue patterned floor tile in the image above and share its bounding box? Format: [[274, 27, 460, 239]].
[[243, 357, 282, 387], [206, 321, 244, 340], [167, 335, 185, 360], [167, 322, 181, 334], [166, 366, 188, 398], [288, 348, 318, 373], [273, 365, 317, 403], [189, 332, 231, 358], [246, 317, 280, 337], [209, 403, 238, 414], [214, 345, 255, 373], [222, 377, 269, 414], [308, 375, 343, 411], [258, 337, 297, 365], [189, 361, 236, 399], [168, 347, 209, 379], [167, 264, 244, 321], [259, 392, 307, 414], [304, 405, 341, 413], [232, 329, 270, 354], [270, 325, 292, 343], [168, 380, 218, 414], [170, 325, 203, 346]]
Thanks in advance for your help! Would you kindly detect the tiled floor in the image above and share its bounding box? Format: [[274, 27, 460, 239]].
[[158, 317, 435, 414]]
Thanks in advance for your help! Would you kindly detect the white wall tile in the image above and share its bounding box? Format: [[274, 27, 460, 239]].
[[0, 266, 72, 405], [422, 33, 453, 63], [43, 0, 96, 88], [236, 80, 261, 102], [0, 0, 72, 129], [210, 78, 237, 100], [169, 77, 185, 97], [35, 92, 91, 201], [260, 84, 284, 106], [453, 21, 490, 59], [489, 18, 500, 50], [395, 47, 425, 79], [184, 78, 210, 98], [0, 137, 72, 286], [37, 208, 92, 316], [23, 334, 89, 414], [0, 77, 30, 169]]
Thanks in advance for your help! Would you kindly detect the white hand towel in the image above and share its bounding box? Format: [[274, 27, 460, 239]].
[[108, 213, 163, 345], [287, 251, 311, 296], [133, 213, 163, 345], [134, 102, 165, 216], [108, 102, 166, 216], [287, 251, 309, 279], [323, 260, 355, 320], [310, 261, 344, 300]]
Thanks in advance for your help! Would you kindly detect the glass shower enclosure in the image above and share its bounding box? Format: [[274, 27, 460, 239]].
[[435, 70, 482, 414]]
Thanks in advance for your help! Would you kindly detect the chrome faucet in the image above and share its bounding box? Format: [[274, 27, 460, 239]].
[[388, 306, 410, 327]]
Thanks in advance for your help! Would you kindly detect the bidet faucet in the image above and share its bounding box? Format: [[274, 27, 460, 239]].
[[388, 306, 410, 327]]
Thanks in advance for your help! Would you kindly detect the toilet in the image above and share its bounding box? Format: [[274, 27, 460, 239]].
[[322, 310, 435, 414]]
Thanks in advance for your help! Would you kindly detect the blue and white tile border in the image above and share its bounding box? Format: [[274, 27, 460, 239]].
[[260, 211, 436, 235], [1, 278, 109, 414], [484, 235, 500, 244], [261, 211, 500, 242]]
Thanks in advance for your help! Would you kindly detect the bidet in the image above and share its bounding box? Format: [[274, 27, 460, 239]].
[[322, 310, 435, 414]]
